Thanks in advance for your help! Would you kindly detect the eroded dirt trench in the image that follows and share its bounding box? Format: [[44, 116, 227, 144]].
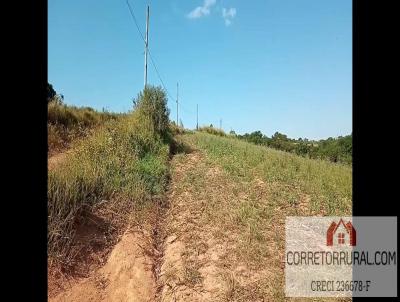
[[50, 144, 273, 302], [158, 149, 245, 302], [50, 231, 157, 302]]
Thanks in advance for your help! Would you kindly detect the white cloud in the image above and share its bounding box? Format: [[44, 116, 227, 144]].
[[222, 7, 236, 19], [224, 19, 232, 26], [205, 0, 217, 7], [187, 0, 217, 19], [222, 7, 236, 26]]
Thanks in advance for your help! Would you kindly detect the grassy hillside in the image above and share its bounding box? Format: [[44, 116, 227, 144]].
[[48, 101, 121, 155], [237, 130, 352, 164], [198, 126, 352, 164], [186, 132, 352, 215], [48, 86, 171, 269], [167, 132, 351, 300]]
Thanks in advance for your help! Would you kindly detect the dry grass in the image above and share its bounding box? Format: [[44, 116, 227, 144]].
[[48, 102, 121, 155], [198, 126, 227, 137], [169, 122, 191, 135], [159, 133, 352, 301]]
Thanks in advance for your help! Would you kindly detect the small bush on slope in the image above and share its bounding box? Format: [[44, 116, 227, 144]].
[[133, 86, 170, 139]]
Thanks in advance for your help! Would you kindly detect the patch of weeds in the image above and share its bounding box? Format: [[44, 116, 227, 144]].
[[183, 260, 203, 287]]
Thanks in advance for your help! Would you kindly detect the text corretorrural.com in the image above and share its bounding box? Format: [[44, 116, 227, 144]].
[[286, 250, 397, 266]]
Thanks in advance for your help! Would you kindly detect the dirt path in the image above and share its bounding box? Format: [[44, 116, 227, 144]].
[[158, 146, 279, 301], [48, 151, 71, 170], [49, 146, 279, 301], [158, 151, 231, 301], [49, 228, 157, 302]]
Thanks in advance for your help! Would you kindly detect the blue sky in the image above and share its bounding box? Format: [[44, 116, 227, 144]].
[[48, 0, 352, 140]]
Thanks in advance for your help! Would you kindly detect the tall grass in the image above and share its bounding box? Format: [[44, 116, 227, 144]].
[[48, 86, 171, 266], [197, 126, 226, 137], [48, 101, 121, 154], [169, 122, 190, 135]]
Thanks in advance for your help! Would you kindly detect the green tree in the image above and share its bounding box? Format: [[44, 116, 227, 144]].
[[247, 131, 265, 145], [47, 82, 56, 102]]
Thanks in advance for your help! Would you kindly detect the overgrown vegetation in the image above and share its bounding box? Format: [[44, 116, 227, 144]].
[[169, 121, 191, 135], [234, 131, 352, 164], [48, 85, 171, 268], [48, 98, 121, 155], [198, 125, 226, 137]]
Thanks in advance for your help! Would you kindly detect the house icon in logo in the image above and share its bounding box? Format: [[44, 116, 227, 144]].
[[326, 218, 356, 246]]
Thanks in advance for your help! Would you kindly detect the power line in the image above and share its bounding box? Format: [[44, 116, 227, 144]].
[[125, 0, 174, 100], [144, 5, 149, 88], [148, 52, 174, 99], [125, 1, 195, 125], [126, 0, 146, 42]]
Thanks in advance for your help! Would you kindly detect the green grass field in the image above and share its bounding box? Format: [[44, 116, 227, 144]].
[[168, 132, 352, 301], [183, 132, 352, 216]]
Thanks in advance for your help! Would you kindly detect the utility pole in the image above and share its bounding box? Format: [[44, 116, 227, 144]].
[[220, 118, 222, 130], [196, 104, 199, 130], [176, 82, 179, 125], [144, 5, 149, 88]]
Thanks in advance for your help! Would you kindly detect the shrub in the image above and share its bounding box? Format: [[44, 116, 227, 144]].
[[133, 86, 170, 138]]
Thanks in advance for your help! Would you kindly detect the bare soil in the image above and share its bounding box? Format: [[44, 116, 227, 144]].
[[48, 152, 68, 170], [49, 230, 156, 302]]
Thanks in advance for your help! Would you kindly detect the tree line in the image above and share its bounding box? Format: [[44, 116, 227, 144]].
[[231, 130, 352, 164]]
